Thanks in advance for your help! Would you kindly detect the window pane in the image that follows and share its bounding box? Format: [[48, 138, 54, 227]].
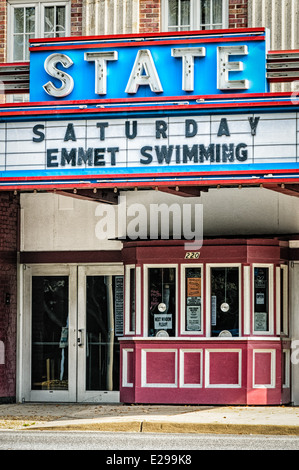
[[168, 0, 179, 27], [148, 268, 176, 337], [14, 8, 24, 34], [25, 7, 35, 33], [254, 267, 269, 332], [181, 0, 190, 26], [211, 267, 239, 337], [201, 0, 211, 27], [13, 35, 24, 61], [213, 0, 223, 25], [56, 6, 66, 36], [31, 276, 69, 391], [185, 267, 202, 332], [44, 6, 55, 35]]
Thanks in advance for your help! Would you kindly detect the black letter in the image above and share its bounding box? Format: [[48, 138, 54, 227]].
[[77, 148, 93, 166], [125, 121, 138, 139], [47, 149, 59, 167], [155, 146, 174, 164], [94, 148, 105, 166], [61, 148, 76, 166], [33, 124, 45, 142], [107, 147, 119, 166], [248, 117, 260, 136], [156, 120, 168, 139], [97, 122, 109, 140], [140, 146, 153, 164], [222, 144, 234, 162], [64, 123, 77, 142], [199, 144, 215, 163], [183, 145, 198, 163], [236, 143, 248, 162], [217, 118, 230, 137], [185, 119, 197, 138]]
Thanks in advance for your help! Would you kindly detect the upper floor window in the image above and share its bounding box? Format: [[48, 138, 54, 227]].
[[8, 1, 70, 62], [162, 0, 228, 32]]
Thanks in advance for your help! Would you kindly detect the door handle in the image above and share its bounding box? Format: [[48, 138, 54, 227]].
[[77, 329, 84, 347]]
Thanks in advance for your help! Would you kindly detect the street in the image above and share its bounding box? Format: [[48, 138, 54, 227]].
[[1, 430, 299, 451]]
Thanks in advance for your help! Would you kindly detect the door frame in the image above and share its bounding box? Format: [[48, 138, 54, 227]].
[[18, 263, 124, 403]]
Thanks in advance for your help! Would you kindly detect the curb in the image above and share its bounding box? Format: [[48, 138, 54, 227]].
[[28, 420, 299, 435]]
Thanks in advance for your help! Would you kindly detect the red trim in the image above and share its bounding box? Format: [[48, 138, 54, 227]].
[[0, 92, 295, 109], [2, 167, 298, 183], [29, 28, 266, 45], [0, 99, 297, 117], [3, 177, 299, 192], [0, 91, 294, 109], [0, 62, 29, 67], [29, 35, 266, 52], [269, 50, 299, 54]]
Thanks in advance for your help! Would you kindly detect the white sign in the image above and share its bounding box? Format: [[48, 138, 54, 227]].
[[0, 113, 298, 173]]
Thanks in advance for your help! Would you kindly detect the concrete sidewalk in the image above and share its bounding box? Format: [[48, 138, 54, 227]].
[[1, 403, 299, 435]]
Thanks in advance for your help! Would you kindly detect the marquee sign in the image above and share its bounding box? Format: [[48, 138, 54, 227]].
[[29, 28, 269, 102], [0, 28, 298, 190]]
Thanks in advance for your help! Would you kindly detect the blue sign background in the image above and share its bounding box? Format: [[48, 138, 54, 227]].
[[29, 38, 269, 102]]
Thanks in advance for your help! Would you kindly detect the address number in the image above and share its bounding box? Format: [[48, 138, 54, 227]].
[[185, 252, 200, 259]]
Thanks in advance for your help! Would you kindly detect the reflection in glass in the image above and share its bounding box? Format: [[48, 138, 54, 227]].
[[13, 7, 35, 61], [86, 276, 122, 391], [31, 276, 69, 390], [254, 267, 269, 332], [168, 0, 190, 31], [211, 267, 239, 337], [44, 6, 66, 38], [148, 268, 176, 336]]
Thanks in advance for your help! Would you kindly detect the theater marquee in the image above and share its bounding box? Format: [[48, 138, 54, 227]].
[[0, 28, 298, 190]]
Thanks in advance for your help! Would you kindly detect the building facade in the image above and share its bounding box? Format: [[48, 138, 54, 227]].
[[0, 0, 299, 405]]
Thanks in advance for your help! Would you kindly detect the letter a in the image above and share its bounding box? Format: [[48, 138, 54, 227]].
[[125, 49, 163, 94]]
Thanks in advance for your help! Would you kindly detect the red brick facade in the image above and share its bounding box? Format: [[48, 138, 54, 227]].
[[0, 193, 19, 402]]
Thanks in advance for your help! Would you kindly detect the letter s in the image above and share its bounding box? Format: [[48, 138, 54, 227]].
[[43, 53, 74, 98]]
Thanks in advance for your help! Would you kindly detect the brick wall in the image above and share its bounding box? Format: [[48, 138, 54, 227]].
[[71, 0, 83, 36], [0, 0, 6, 63], [229, 0, 248, 28], [0, 192, 19, 402]]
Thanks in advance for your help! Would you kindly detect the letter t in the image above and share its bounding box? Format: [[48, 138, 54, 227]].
[[171, 47, 206, 91]]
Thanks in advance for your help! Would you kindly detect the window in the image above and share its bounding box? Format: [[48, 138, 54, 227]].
[[162, 0, 228, 32], [280, 265, 289, 336], [8, 1, 70, 62], [253, 265, 274, 334], [182, 265, 203, 334], [210, 266, 240, 337], [147, 266, 177, 337]]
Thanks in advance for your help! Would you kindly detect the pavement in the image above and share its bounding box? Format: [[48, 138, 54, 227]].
[[1, 403, 299, 435]]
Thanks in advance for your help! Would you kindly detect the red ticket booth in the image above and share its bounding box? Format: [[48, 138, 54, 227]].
[[120, 238, 290, 405]]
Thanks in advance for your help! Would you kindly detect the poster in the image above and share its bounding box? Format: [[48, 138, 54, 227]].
[[114, 276, 124, 336], [187, 277, 201, 297], [186, 305, 201, 331], [154, 314, 172, 330], [254, 311, 268, 331]]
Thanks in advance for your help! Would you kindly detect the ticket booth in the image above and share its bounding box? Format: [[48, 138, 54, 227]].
[[120, 238, 290, 405]]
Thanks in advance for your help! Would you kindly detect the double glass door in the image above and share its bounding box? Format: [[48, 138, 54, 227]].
[[22, 265, 124, 402]]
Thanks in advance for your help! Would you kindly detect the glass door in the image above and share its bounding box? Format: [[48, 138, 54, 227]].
[[21, 264, 124, 403], [77, 266, 124, 402]]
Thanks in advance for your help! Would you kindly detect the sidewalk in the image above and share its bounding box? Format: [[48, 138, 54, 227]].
[[1, 403, 299, 435]]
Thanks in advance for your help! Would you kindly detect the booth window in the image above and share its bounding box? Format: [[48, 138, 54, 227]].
[[184, 266, 202, 333], [8, 1, 70, 62], [210, 266, 240, 337], [253, 266, 270, 332], [148, 267, 176, 337], [162, 0, 228, 32]]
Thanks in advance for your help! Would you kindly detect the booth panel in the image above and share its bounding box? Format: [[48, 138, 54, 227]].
[[120, 340, 284, 405]]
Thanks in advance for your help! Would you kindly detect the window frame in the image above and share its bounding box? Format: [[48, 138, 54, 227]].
[[252, 264, 274, 335], [125, 265, 141, 336], [206, 263, 242, 338], [143, 264, 178, 337], [180, 263, 204, 336], [161, 0, 229, 32], [7, 0, 71, 62]]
